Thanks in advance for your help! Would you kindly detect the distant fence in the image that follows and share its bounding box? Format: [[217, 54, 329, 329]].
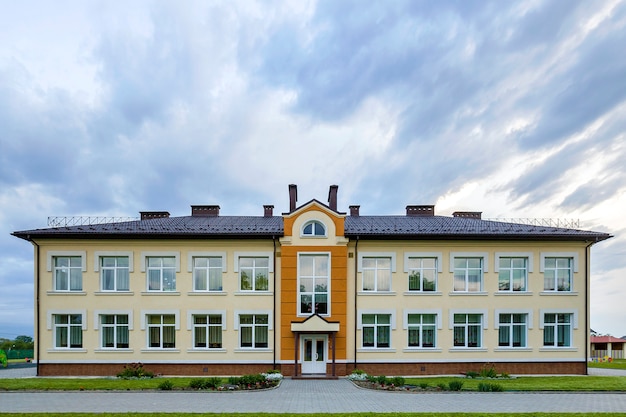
[[6, 350, 34, 360], [591, 349, 624, 360]]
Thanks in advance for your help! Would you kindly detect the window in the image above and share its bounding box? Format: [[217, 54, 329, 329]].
[[407, 258, 437, 291], [362, 314, 391, 348], [498, 258, 527, 291], [543, 313, 572, 347], [147, 257, 176, 291], [193, 314, 222, 348], [302, 220, 326, 236], [544, 257, 572, 291], [362, 257, 391, 291], [239, 314, 268, 348], [453, 258, 483, 292], [498, 313, 527, 347], [239, 257, 269, 291], [298, 254, 329, 315], [54, 256, 83, 291], [54, 314, 83, 348], [147, 314, 176, 348], [453, 314, 482, 348], [101, 314, 129, 349], [193, 257, 223, 291], [101, 257, 130, 291], [407, 314, 436, 348]]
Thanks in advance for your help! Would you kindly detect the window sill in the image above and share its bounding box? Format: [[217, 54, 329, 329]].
[[47, 348, 87, 353], [234, 291, 273, 296], [95, 349, 134, 353], [141, 291, 181, 296], [358, 348, 396, 353], [357, 291, 397, 296], [494, 291, 532, 296], [47, 291, 86, 296], [95, 291, 134, 296], [539, 347, 577, 352], [234, 348, 273, 353], [449, 347, 488, 352], [403, 348, 442, 353], [403, 291, 442, 296], [188, 348, 227, 353], [494, 347, 533, 352], [540, 291, 578, 296], [448, 291, 488, 296], [187, 291, 227, 296], [140, 349, 180, 353]]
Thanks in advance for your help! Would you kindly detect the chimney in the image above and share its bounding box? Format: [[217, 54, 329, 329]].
[[191, 205, 220, 217], [328, 185, 338, 211], [289, 184, 298, 212], [453, 211, 482, 219], [140, 211, 170, 220], [349, 205, 360, 217], [264, 205, 274, 217], [406, 205, 435, 217]]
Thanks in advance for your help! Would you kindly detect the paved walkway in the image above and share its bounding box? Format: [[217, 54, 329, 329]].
[[1, 376, 626, 413]]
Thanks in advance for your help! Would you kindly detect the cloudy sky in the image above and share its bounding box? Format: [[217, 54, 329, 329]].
[[1, 0, 625, 339]]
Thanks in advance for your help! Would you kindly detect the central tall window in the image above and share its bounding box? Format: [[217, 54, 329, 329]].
[[298, 254, 329, 315]]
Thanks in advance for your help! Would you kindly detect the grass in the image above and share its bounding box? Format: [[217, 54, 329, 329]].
[[404, 375, 626, 391], [0, 414, 626, 417], [588, 358, 626, 370]]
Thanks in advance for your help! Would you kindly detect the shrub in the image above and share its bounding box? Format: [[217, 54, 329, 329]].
[[347, 370, 368, 381], [479, 364, 498, 379], [500, 372, 511, 379], [206, 376, 223, 389], [228, 376, 241, 385], [465, 370, 479, 379], [366, 374, 377, 383], [158, 380, 173, 390], [478, 382, 503, 392], [391, 376, 405, 387], [437, 382, 447, 391], [376, 375, 389, 385], [117, 363, 154, 379], [262, 372, 284, 381], [189, 379, 209, 390], [448, 380, 464, 391], [419, 382, 429, 389], [238, 373, 266, 387]]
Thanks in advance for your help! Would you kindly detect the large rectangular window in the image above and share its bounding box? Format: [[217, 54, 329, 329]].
[[101, 257, 130, 291], [544, 258, 572, 292], [453, 314, 482, 348], [147, 314, 176, 348], [54, 256, 83, 291], [299, 254, 329, 315], [498, 258, 527, 292], [147, 257, 176, 291], [101, 314, 129, 349], [407, 258, 437, 292], [193, 257, 223, 291], [54, 314, 82, 348], [453, 258, 483, 292], [193, 314, 222, 348], [239, 257, 269, 291], [543, 313, 572, 347], [362, 257, 391, 291], [239, 314, 269, 348], [362, 314, 391, 348], [498, 313, 527, 347], [407, 314, 436, 348]]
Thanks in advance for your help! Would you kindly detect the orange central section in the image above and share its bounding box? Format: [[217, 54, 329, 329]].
[[280, 245, 348, 361]]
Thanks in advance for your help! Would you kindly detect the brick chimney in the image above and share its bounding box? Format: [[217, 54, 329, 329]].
[[328, 185, 338, 211], [453, 211, 482, 219], [140, 211, 170, 220], [289, 184, 298, 212], [406, 205, 435, 217], [264, 205, 274, 217], [349, 205, 360, 217], [191, 205, 220, 217]]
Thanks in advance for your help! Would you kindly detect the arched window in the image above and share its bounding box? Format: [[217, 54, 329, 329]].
[[302, 220, 326, 237]]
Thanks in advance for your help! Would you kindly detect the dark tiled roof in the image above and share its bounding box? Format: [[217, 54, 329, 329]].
[[12, 215, 611, 242]]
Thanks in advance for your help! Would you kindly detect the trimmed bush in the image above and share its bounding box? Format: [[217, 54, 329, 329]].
[[391, 376, 405, 387], [448, 380, 464, 391], [478, 382, 503, 392], [117, 363, 154, 379], [158, 380, 173, 390], [376, 375, 389, 385]]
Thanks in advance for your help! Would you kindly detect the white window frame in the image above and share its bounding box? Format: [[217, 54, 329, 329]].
[[297, 252, 331, 316], [404, 253, 442, 292], [140, 310, 180, 350], [188, 310, 226, 350], [358, 309, 396, 349], [403, 309, 441, 349], [188, 252, 227, 292], [95, 252, 133, 292], [140, 252, 180, 292], [96, 312, 131, 350], [540, 253, 578, 292], [540, 309, 578, 348], [234, 252, 273, 292], [449, 309, 487, 349], [495, 253, 531, 292], [358, 252, 396, 292], [495, 310, 531, 348], [47, 251, 86, 292], [301, 220, 327, 237], [234, 310, 273, 350], [450, 252, 488, 293], [47, 310, 86, 350]]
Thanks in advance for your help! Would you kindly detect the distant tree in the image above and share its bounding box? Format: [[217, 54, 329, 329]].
[[0, 336, 34, 351]]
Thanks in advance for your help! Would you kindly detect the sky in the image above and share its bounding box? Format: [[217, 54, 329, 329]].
[[1, 0, 625, 339]]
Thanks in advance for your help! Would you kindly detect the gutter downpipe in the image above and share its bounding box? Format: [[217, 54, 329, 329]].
[[354, 236, 359, 371], [585, 239, 595, 375], [29, 236, 41, 376], [273, 236, 277, 371]]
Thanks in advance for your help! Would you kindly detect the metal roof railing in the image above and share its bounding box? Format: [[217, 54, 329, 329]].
[[486, 218, 580, 228], [47, 216, 140, 227]]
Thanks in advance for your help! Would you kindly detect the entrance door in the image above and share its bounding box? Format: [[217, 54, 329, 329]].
[[301, 335, 326, 374]]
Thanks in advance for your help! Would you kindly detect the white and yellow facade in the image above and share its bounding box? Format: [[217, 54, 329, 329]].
[[12, 185, 611, 376]]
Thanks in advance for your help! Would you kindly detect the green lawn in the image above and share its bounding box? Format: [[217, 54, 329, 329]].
[[0, 414, 626, 417], [588, 358, 626, 370]]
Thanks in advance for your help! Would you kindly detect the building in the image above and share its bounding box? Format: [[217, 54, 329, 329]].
[[590, 336, 625, 360], [12, 185, 612, 377]]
